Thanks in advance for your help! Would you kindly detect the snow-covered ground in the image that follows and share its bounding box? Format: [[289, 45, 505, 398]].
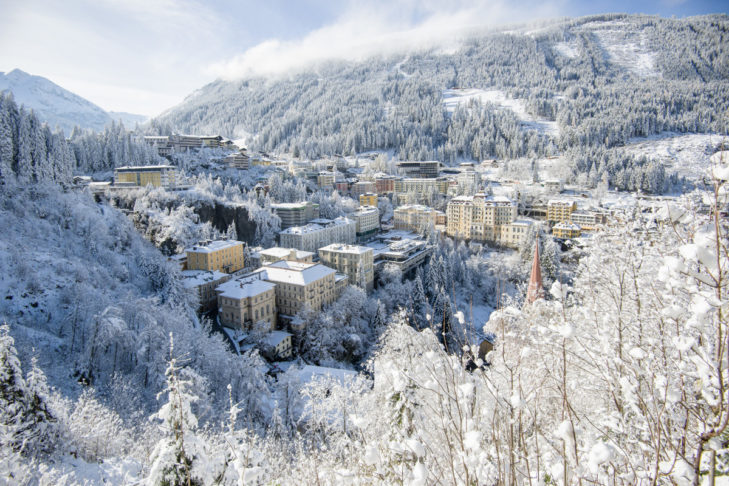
[[442, 88, 560, 136], [580, 21, 659, 78], [553, 41, 579, 59], [622, 133, 720, 181]]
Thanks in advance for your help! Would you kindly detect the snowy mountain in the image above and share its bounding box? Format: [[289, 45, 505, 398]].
[[155, 13, 729, 163], [0, 69, 145, 134]]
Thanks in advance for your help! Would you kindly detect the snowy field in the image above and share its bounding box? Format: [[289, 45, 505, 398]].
[[579, 21, 660, 78], [622, 133, 720, 182], [442, 88, 560, 137], [553, 41, 579, 59]]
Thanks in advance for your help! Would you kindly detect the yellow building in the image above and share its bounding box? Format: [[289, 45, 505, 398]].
[[186, 240, 245, 274], [446, 194, 517, 243], [552, 222, 581, 239], [547, 199, 577, 223], [318, 244, 374, 292], [359, 193, 378, 207], [114, 165, 177, 188], [216, 275, 277, 331]]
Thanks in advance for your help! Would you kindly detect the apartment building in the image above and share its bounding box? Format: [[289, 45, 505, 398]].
[[271, 202, 320, 229], [279, 217, 356, 253], [142, 135, 228, 156], [393, 205, 443, 233], [396, 161, 440, 178], [186, 239, 245, 274], [394, 178, 449, 197], [114, 165, 177, 188], [252, 261, 338, 319], [180, 270, 231, 311], [372, 238, 433, 278], [353, 206, 380, 241], [319, 244, 374, 291], [351, 181, 376, 197], [258, 247, 315, 265], [569, 211, 607, 230], [499, 220, 533, 249], [553, 222, 581, 239], [222, 151, 250, 169], [547, 199, 577, 223], [216, 274, 277, 331], [374, 175, 399, 194], [317, 171, 335, 187], [359, 192, 378, 207], [446, 194, 518, 243]]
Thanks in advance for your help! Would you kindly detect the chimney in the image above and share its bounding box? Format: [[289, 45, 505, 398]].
[[526, 233, 544, 304]]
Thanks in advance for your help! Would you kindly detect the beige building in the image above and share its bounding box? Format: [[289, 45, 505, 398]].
[[186, 240, 245, 274], [319, 244, 374, 292], [394, 178, 449, 203], [553, 222, 581, 239], [499, 220, 533, 249], [547, 199, 577, 223], [252, 261, 338, 320], [216, 274, 278, 331], [359, 193, 378, 207], [446, 194, 517, 244], [258, 247, 315, 265], [279, 217, 356, 253], [181, 270, 231, 311], [569, 210, 607, 231], [222, 151, 250, 169], [114, 165, 177, 188], [351, 181, 376, 197], [317, 171, 335, 187], [393, 204, 443, 233], [261, 331, 293, 360]]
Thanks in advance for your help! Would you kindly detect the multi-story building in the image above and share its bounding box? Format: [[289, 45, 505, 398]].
[[393, 205, 443, 233], [374, 175, 399, 194], [318, 244, 374, 291], [258, 247, 315, 266], [553, 222, 581, 239], [143, 135, 227, 156], [181, 270, 232, 311], [543, 180, 563, 193], [351, 181, 376, 197], [251, 261, 338, 320], [114, 165, 178, 188], [279, 217, 356, 254], [446, 194, 518, 244], [222, 151, 250, 169], [186, 240, 245, 274], [396, 161, 441, 178], [547, 199, 577, 223], [216, 274, 277, 331], [261, 331, 293, 360], [499, 220, 533, 249], [353, 206, 380, 242], [317, 171, 335, 187], [271, 202, 320, 229], [372, 238, 433, 278], [569, 211, 607, 231], [456, 165, 481, 191], [394, 178, 449, 198], [359, 192, 378, 207]]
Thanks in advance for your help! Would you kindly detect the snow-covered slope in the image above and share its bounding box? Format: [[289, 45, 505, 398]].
[[0, 69, 145, 134]]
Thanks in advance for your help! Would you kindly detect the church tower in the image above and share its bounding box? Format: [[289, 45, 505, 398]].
[[526, 234, 545, 304]]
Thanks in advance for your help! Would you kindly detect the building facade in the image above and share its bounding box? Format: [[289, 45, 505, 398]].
[[353, 206, 380, 241], [351, 181, 376, 197], [547, 200, 577, 223], [553, 222, 581, 239], [114, 165, 178, 188], [271, 202, 320, 229], [569, 211, 607, 230], [318, 244, 375, 291], [258, 247, 315, 265], [446, 194, 518, 244], [393, 205, 443, 233], [181, 270, 232, 311], [499, 220, 533, 249], [359, 193, 378, 207], [279, 217, 356, 253], [186, 240, 245, 274], [396, 161, 440, 178], [216, 275, 277, 331]]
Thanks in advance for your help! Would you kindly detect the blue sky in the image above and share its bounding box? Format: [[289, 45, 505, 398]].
[[0, 0, 725, 117]]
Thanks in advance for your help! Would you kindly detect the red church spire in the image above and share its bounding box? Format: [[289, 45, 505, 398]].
[[526, 233, 544, 304]]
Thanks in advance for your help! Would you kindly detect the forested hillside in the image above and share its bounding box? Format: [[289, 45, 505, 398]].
[[155, 14, 729, 166]]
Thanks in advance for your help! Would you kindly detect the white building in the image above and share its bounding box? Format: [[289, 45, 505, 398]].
[[499, 220, 533, 249], [279, 217, 356, 253], [352, 206, 380, 242]]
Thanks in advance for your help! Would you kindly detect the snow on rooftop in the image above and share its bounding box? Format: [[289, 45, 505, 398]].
[[216, 276, 276, 299], [280, 217, 354, 235], [180, 270, 229, 288], [259, 247, 314, 259], [256, 261, 336, 285], [554, 222, 581, 230], [115, 165, 176, 170], [291, 365, 357, 385], [319, 244, 372, 255], [262, 330, 292, 348], [271, 202, 312, 209], [548, 199, 576, 205], [186, 239, 244, 253]]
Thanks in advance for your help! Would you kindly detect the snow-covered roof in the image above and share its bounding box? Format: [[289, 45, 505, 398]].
[[548, 199, 576, 206], [262, 331, 292, 348], [280, 217, 354, 235], [258, 247, 314, 259], [554, 222, 581, 231], [255, 261, 336, 286], [271, 202, 312, 210], [180, 270, 229, 288], [216, 276, 276, 299], [291, 365, 357, 385], [186, 239, 244, 254], [319, 244, 373, 255], [509, 220, 534, 227], [115, 165, 176, 170], [395, 204, 434, 212]]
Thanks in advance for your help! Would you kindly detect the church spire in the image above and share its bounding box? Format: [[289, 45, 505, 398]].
[[526, 233, 544, 304]]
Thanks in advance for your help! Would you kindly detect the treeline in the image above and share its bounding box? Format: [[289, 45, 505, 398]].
[[0, 93, 162, 185]]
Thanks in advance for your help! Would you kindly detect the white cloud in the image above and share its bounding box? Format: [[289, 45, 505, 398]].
[[208, 0, 565, 79]]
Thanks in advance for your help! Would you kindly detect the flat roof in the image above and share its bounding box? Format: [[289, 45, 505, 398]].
[[186, 239, 244, 254], [319, 244, 373, 255], [258, 247, 314, 259], [255, 261, 336, 286], [216, 276, 276, 299], [115, 165, 176, 171]]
